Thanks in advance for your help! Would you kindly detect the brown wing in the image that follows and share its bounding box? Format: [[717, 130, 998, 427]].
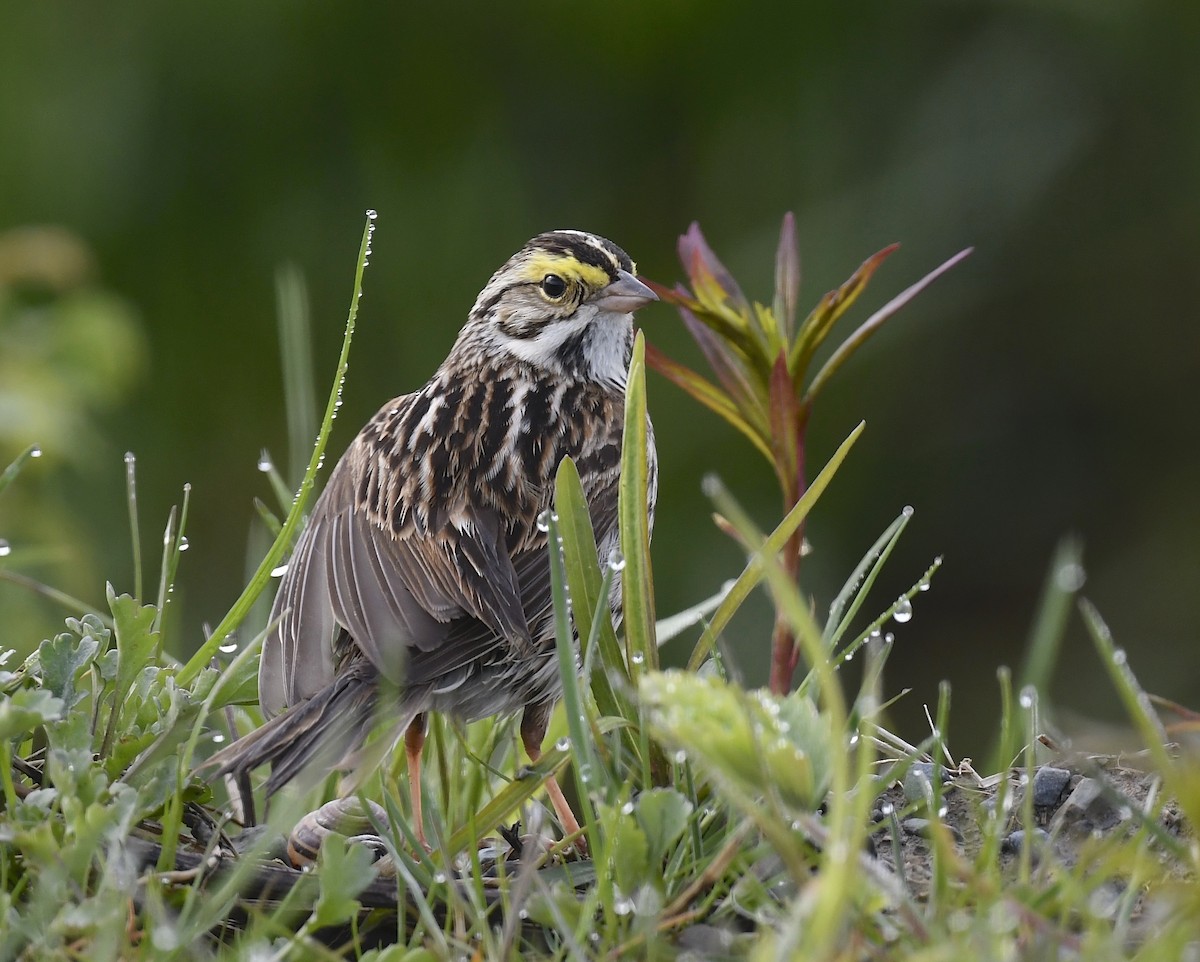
[[259, 392, 538, 717]]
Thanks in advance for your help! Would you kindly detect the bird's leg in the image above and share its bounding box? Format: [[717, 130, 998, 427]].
[[405, 714, 430, 851], [520, 707, 586, 853]]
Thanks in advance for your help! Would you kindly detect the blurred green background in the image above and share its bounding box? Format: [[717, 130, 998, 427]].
[[2, 1, 1196, 753]]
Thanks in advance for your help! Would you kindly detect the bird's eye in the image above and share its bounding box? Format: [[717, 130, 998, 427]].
[[540, 274, 567, 299]]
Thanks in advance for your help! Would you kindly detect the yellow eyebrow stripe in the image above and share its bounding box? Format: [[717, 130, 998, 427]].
[[521, 253, 611, 290]]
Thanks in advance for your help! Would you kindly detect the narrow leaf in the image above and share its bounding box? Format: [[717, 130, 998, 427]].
[[689, 422, 865, 670], [773, 212, 801, 340], [619, 332, 657, 671], [554, 458, 636, 726], [805, 247, 973, 407], [0, 444, 41, 500], [177, 212, 377, 686], [679, 222, 751, 322], [790, 245, 900, 381], [645, 342, 772, 462]]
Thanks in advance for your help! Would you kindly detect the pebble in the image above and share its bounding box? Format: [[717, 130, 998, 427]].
[[1032, 766, 1073, 809], [1050, 776, 1130, 836], [1002, 828, 1048, 863], [902, 763, 949, 805]]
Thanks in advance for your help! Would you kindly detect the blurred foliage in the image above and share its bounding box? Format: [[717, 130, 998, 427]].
[[0, 227, 145, 649], [1, 0, 1197, 749]]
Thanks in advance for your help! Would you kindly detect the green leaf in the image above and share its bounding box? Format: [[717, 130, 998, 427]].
[[102, 585, 160, 757], [619, 332, 657, 671], [0, 444, 42, 500], [310, 833, 376, 928], [635, 788, 693, 863], [610, 808, 650, 896], [555, 458, 643, 775], [640, 671, 832, 813], [689, 421, 865, 670], [177, 213, 376, 686], [0, 687, 64, 740], [38, 630, 102, 708]]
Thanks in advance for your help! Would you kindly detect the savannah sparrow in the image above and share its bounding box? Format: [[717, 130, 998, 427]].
[[207, 230, 657, 848]]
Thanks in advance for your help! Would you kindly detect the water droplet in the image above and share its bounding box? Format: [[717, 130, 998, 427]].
[[606, 548, 626, 572], [613, 897, 635, 916], [843, 649, 854, 662], [536, 510, 552, 533], [902, 505, 915, 518], [30, 446, 42, 458], [884, 632, 895, 645], [672, 750, 687, 764], [620, 801, 634, 816], [1112, 648, 1127, 666], [432, 871, 447, 884], [178, 536, 189, 552], [880, 802, 894, 816], [124, 451, 136, 465], [918, 580, 931, 592], [700, 474, 721, 498], [257, 452, 273, 472], [270, 564, 289, 578], [630, 652, 644, 666], [555, 737, 570, 751], [211, 733, 225, 744], [1018, 687, 1036, 709], [848, 733, 859, 747], [893, 598, 913, 624], [218, 640, 238, 654], [518, 908, 529, 919], [366, 209, 378, 221], [0, 539, 10, 557], [1056, 562, 1086, 592]]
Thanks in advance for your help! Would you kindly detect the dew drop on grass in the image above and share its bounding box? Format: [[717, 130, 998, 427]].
[[893, 598, 913, 623], [902, 505, 915, 518], [270, 564, 289, 578], [432, 871, 447, 884], [884, 632, 895, 645], [257, 452, 273, 473], [620, 801, 634, 816], [555, 737, 570, 752], [211, 733, 225, 744], [606, 549, 626, 572], [30, 446, 42, 458], [1055, 562, 1086, 592], [178, 536, 190, 551], [124, 451, 136, 465], [613, 897, 635, 916], [218, 640, 238, 654], [630, 652, 644, 666], [0, 540, 10, 557], [1112, 648, 1127, 666], [1019, 687, 1037, 710], [536, 510, 552, 533]]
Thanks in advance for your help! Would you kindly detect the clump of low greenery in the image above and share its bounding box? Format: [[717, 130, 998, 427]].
[[1, 215, 1196, 960]]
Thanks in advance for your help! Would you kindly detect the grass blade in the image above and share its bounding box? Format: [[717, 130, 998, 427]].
[[177, 211, 377, 686], [688, 421, 865, 671]]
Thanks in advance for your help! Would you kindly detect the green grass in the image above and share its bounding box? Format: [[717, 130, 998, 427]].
[[1, 215, 1197, 960]]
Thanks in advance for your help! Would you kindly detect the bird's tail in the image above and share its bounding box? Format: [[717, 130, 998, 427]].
[[203, 670, 416, 795]]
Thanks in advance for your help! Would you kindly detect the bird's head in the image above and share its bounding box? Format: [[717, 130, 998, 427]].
[[460, 230, 657, 388]]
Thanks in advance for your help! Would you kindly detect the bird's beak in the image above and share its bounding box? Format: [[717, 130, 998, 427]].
[[591, 269, 658, 313]]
